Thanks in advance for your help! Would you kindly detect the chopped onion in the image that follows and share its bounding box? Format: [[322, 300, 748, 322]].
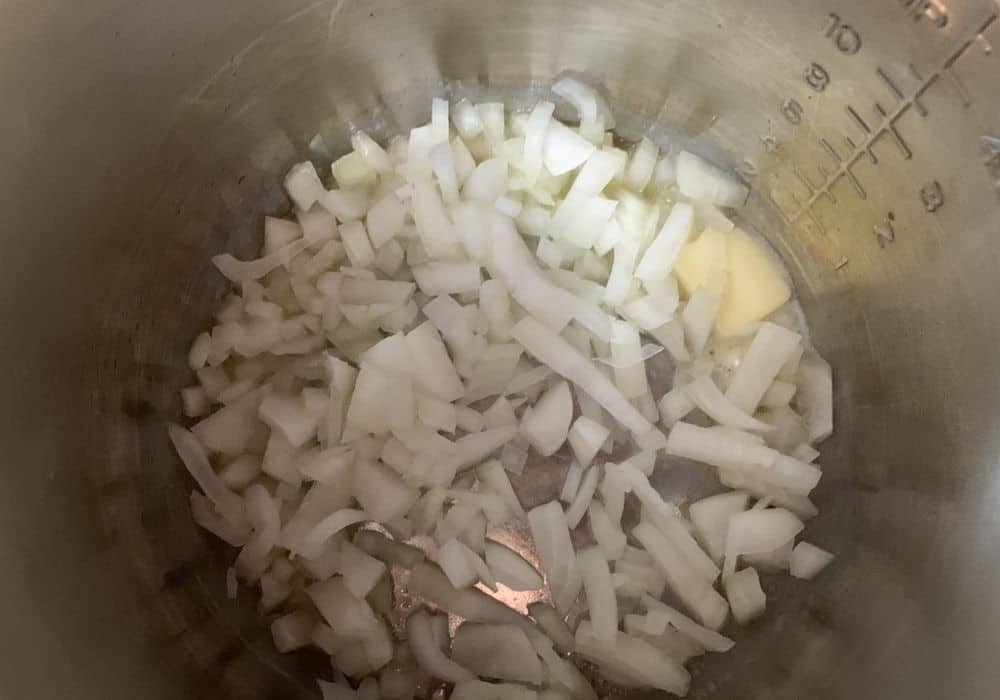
[[577, 546, 618, 642], [724, 322, 802, 414], [520, 380, 573, 456], [790, 541, 835, 580], [567, 416, 610, 469], [476, 459, 526, 516], [689, 491, 749, 563], [175, 83, 837, 694], [339, 541, 387, 597], [588, 500, 627, 561], [168, 424, 245, 524], [563, 464, 600, 529], [452, 681, 538, 700], [676, 151, 749, 207], [452, 623, 543, 684], [634, 203, 694, 281], [574, 621, 690, 696], [724, 567, 766, 624], [551, 77, 615, 142], [272, 610, 318, 653], [512, 317, 655, 436], [407, 609, 475, 684], [527, 501, 578, 612], [407, 562, 526, 628], [633, 521, 729, 630], [725, 508, 804, 571], [683, 375, 773, 431], [640, 594, 734, 653], [543, 120, 597, 175], [484, 540, 543, 590]]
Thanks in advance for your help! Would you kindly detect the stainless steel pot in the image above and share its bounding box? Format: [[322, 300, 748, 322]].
[[2, 0, 999, 697]]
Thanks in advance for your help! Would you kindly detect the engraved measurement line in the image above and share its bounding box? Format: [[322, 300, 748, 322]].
[[771, 12, 998, 227]]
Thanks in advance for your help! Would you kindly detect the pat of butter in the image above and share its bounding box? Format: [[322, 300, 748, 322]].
[[673, 227, 791, 336], [673, 227, 728, 297], [715, 228, 791, 336]]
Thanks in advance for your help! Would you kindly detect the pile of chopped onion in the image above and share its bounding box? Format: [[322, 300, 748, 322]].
[[171, 76, 834, 699]]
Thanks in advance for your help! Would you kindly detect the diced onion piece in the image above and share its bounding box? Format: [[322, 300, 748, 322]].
[[684, 375, 773, 431], [167, 424, 244, 525], [574, 621, 690, 696], [790, 541, 835, 580], [658, 385, 696, 427], [543, 120, 597, 175], [666, 421, 821, 495], [653, 513, 721, 583], [354, 529, 426, 568], [484, 540, 543, 590], [725, 322, 803, 414], [339, 540, 387, 597], [271, 610, 318, 653], [761, 379, 797, 407], [552, 77, 615, 143], [213, 238, 312, 283], [725, 508, 804, 566], [452, 681, 538, 700], [453, 98, 485, 140], [305, 508, 368, 546], [640, 594, 734, 653], [676, 150, 748, 207], [567, 416, 610, 469], [407, 608, 475, 684], [332, 151, 377, 189], [284, 161, 325, 211], [429, 426, 518, 487], [408, 562, 526, 628], [452, 623, 543, 684], [609, 319, 650, 400], [340, 220, 377, 268], [689, 492, 750, 563], [366, 193, 406, 248], [527, 501, 578, 612], [346, 363, 415, 434], [520, 380, 573, 456], [411, 179, 463, 259], [633, 521, 729, 630], [412, 261, 481, 296], [353, 459, 418, 522], [476, 459, 526, 516], [351, 130, 392, 173], [463, 159, 509, 203], [724, 567, 766, 624], [438, 538, 480, 589], [682, 286, 721, 357], [559, 462, 584, 504], [634, 203, 694, 281], [405, 321, 465, 401], [307, 577, 381, 638], [577, 546, 618, 643], [564, 464, 600, 529], [429, 141, 460, 203], [527, 602, 575, 654], [624, 137, 658, 193], [512, 317, 655, 436], [589, 500, 627, 561], [791, 442, 820, 463]]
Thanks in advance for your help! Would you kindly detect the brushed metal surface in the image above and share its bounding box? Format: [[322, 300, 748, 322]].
[[1, 0, 999, 698]]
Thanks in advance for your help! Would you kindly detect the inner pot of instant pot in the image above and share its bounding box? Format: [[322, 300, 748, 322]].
[[5, 0, 999, 698]]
